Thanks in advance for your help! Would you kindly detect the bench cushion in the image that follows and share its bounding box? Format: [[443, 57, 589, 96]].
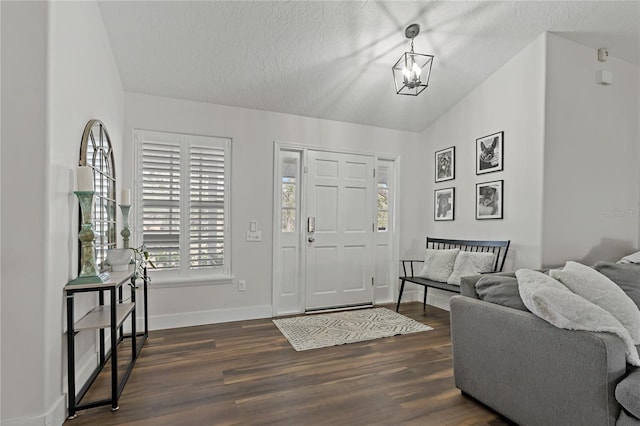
[[417, 248, 460, 282], [447, 251, 496, 285]]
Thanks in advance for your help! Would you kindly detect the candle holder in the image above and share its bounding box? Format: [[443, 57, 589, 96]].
[[68, 191, 109, 285], [120, 204, 131, 249]]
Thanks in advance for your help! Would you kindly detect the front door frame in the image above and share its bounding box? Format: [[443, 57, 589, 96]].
[[272, 141, 399, 316]]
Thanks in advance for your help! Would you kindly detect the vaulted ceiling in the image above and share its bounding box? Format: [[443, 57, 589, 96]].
[[98, 1, 640, 133]]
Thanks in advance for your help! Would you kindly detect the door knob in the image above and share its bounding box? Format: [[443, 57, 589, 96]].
[[308, 237, 315, 243]]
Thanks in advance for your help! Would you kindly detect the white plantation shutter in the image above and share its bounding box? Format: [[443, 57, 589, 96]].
[[139, 141, 181, 270], [135, 130, 230, 278], [190, 144, 225, 269]]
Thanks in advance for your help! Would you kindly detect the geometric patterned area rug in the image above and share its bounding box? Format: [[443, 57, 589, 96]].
[[272, 307, 433, 351]]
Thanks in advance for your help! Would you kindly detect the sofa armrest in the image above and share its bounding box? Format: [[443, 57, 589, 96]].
[[450, 295, 627, 426]]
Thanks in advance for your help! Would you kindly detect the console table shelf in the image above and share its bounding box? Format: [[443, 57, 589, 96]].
[[74, 303, 135, 331], [65, 268, 149, 419]]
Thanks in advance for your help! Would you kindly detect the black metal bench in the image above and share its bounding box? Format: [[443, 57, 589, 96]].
[[396, 237, 510, 312]]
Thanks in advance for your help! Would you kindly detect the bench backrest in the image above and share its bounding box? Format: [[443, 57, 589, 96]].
[[426, 237, 511, 272]]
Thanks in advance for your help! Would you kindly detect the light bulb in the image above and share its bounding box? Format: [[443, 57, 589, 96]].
[[413, 62, 421, 79], [402, 66, 411, 84]]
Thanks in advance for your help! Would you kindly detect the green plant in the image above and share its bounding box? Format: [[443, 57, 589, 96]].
[[130, 244, 156, 285]]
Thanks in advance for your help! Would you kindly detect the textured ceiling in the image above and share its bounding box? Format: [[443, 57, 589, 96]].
[[98, 1, 640, 133]]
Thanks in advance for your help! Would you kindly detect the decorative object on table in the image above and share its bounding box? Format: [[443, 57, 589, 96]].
[[68, 166, 109, 285], [476, 131, 504, 175], [434, 187, 455, 221], [392, 23, 434, 96], [435, 146, 455, 182], [272, 307, 432, 351], [120, 188, 132, 249], [106, 248, 133, 271], [476, 179, 503, 220]]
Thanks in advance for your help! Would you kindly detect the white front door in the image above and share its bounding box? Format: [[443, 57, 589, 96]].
[[305, 150, 374, 310]]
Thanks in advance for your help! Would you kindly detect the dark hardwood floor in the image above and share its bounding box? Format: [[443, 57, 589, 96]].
[[66, 302, 512, 426]]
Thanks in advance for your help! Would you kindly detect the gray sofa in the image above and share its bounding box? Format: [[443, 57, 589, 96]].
[[450, 272, 640, 426]]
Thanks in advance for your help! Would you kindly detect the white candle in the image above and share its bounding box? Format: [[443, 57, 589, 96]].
[[121, 188, 131, 205], [77, 166, 94, 192]]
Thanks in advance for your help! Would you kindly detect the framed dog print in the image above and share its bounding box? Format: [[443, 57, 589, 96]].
[[435, 146, 455, 182], [476, 180, 503, 220], [434, 187, 455, 221], [476, 131, 503, 175]]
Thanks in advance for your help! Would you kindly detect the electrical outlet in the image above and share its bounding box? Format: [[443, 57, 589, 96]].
[[238, 280, 246, 291], [246, 231, 262, 241]]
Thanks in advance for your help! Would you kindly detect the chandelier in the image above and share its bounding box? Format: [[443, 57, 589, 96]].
[[392, 24, 434, 96]]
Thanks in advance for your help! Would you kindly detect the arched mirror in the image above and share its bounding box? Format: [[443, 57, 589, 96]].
[[79, 119, 116, 272]]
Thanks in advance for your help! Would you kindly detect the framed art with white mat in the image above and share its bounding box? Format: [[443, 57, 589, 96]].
[[476, 131, 503, 174], [434, 187, 454, 221], [476, 180, 503, 220], [435, 146, 455, 182]]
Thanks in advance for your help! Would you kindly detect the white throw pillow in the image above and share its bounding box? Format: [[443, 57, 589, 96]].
[[516, 268, 571, 293], [417, 248, 460, 282], [516, 269, 640, 366], [447, 251, 496, 285], [549, 261, 640, 345]]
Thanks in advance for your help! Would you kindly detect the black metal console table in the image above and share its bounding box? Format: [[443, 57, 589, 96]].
[[64, 268, 148, 419]]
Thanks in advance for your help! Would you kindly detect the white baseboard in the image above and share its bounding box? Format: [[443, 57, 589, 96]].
[[149, 304, 273, 330], [3, 395, 66, 426], [75, 347, 99, 394], [398, 288, 452, 311], [426, 288, 452, 311]]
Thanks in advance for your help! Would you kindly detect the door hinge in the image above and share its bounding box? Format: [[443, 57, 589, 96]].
[[304, 166, 308, 173], [373, 168, 376, 178], [371, 277, 375, 287], [372, 223, 376, 232]]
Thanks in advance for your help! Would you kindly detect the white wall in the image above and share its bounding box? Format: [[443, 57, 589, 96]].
[[418, 34, 547, 308], [1, 1, 124, 425], [416, 32, 640, 309], [542, 34, 640, 267], [1, 1, 49, 422], [124, 93, 424, 328]]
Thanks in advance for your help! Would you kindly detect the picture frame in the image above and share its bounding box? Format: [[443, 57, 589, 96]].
[[434, 187, 455, 221], [476, 180, 503, 220], [435, 146, 455, 182], [476, 131, 503, 175]]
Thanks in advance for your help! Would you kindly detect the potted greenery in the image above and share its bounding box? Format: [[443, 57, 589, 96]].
[[130, 244, 155, 286]]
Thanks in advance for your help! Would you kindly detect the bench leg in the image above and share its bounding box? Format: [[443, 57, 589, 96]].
[[423, 286, 428, 311], [396, 279, 406, 312]]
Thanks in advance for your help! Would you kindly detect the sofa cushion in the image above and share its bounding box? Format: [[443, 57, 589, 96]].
[[417, 248, 460, 282], [447, 251, 495, 285], [516, 268, 640, 366], [475, 275, 528, 311], [593, 261, 640, 311], [616, 368, 640, 419], [616, 409, 640, 426], [550, 261, 640, 345]]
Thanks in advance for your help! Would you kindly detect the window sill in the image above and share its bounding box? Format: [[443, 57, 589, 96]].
[[148, 275, 235, 289]]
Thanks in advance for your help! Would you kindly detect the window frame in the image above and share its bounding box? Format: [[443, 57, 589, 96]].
[[134, 129, 232, 285]]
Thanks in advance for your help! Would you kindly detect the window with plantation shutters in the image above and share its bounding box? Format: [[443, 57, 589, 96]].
[[134, 130, 230, 279], [190, 144, 225, 269]]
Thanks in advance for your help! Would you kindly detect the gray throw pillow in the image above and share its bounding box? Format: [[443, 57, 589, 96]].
[[593, 261, 640, 310], [475, 275, 529, 311], [616, 368, 640, 419]]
